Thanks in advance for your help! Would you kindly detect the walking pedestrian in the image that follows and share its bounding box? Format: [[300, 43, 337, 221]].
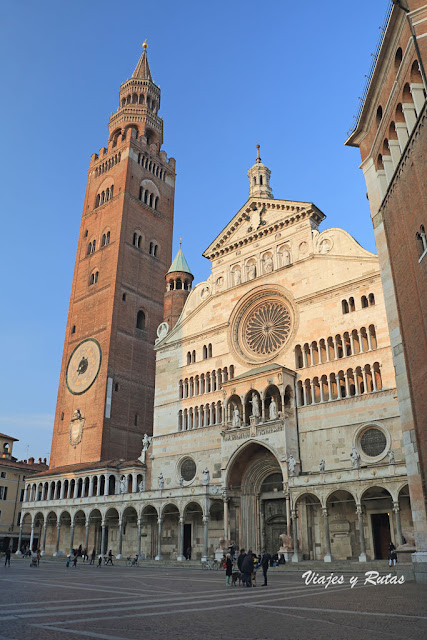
[[66, 554, 71, 568], [106, 549, 114, 565], [90, 549, 96, 565], [4, 547, 11, 567], [186, 546, 192, 560], [97, 553, 103, 567], [225, 553, 233, 587], [72, 553, 78, 568], [36, 548, 41, 567], [261, 549, 271, 586]]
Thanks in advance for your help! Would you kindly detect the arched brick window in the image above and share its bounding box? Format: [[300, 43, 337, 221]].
[[136, 310, 146, 330]]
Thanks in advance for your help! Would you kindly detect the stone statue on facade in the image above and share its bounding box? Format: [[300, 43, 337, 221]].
[[247, 263, 256, 280], [319, 459, 325, 473], [120, 475, 127, 494], [138, 479, 144, 492], [388, 449, 395, 464], [350, 447, 361, 469], [233, 269, 241, 285], [158, 472, 164, 491], [287, 454, 297, 477], [72, 409, 82, 420], [142, 433, 151, 451], [263, 254, 273, 273], [279, 533, 294, 551], [249, 392, 260, 419], [232, 404, 240, 428], [202, 467, 210, 486], [179, 476, 184, 488], [269, 397, 278, 420]]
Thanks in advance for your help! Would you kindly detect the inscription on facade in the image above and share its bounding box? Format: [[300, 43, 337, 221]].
[[258, 424, 284, 436], [223, 429, 250, 441]]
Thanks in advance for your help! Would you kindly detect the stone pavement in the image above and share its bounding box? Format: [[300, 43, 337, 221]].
[[0, 560, 426, 640]]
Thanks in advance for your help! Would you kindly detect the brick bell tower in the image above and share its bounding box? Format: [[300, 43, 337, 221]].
[[163, 244, 194, 330], [49, 43, 175, 468]]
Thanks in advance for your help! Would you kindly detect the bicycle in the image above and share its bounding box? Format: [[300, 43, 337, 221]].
[[202, 558, 219, 570], [126, 556, 139, 567]]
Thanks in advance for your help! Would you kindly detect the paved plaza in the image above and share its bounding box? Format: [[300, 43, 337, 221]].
[[0, 561, 426, 640]]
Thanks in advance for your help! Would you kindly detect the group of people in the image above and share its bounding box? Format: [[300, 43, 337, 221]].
[[224, 548, 272, 587]]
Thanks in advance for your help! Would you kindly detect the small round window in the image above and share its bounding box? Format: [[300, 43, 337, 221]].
[[181, 458, 196, 482], [360, 428, 387, 457]]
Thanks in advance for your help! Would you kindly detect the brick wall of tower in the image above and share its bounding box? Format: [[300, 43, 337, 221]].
[[346, 1, 427, 550], [379, 111, 427, 502], [49, 127, 175, 468]]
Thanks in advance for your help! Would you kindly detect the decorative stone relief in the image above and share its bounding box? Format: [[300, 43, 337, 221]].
[[216, 276, 224, 290], [155, 322, 169, 344], [201, 285, 211, 299], [299, 241, 308, 255], [318, 238, 333, 253], [69, 410, 85, 448]]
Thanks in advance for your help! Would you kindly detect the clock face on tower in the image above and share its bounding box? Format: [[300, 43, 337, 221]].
[[66, 338, 102, 395]]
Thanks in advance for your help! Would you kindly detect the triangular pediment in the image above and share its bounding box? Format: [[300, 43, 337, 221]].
[[203, 196, 325, 260]]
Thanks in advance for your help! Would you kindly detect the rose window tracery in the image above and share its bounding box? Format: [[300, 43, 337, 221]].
[[244, 301, 291, 355], [229, 289, 295, 364]]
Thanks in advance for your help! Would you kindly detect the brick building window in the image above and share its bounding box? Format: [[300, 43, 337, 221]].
[[101, 231, 110, 247], [136, 310, 146, 330], [149, 241, 158, 257], [0, 472, 5, 478], [0, 486, 7, 500], [89, 271, 99, 286], [133, 232, 143, 248]]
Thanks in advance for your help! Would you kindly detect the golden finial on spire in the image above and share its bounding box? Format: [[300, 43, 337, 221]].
[[179, 237, 182, 249], [256, 143, 261, 163], [143, 39, 148, 50]]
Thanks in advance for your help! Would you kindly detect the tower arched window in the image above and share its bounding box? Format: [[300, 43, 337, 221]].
[[89, 271, 99, 286], [203, 345, 207, 360], [187, 352, 191, 365], [208, 343, 212, 358], [136, 310, 146, 330], [260, 175, 263, 185]]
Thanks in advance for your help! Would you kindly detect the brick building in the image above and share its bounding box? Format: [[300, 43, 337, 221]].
[[346, 0, 427, 581], [0, 433, 47, 552], [49, 43, 176, 469]]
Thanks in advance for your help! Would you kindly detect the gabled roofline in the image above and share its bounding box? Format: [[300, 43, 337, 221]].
[[203, 197, 325, 261]]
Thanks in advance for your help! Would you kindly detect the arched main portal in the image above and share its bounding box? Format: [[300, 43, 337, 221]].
[[226, 442, 284, 552]]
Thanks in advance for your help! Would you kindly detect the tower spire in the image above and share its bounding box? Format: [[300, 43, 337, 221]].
[[132, 41, 152, 81], [109, 44, 163, 149], [247, 144, 273, 199]]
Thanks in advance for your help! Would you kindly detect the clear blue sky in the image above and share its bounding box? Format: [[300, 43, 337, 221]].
[[0, 0, 390, 462]]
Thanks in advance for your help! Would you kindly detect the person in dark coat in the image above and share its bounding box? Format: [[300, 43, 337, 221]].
[[241, 550, 254, 587], [237, 548, 246, 584], [388, 542, 397, 567], [225, 553, 233, 586], [261, 549, 271, 586], [4, 547, 11, 567]]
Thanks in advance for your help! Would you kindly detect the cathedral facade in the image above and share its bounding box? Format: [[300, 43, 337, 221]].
[[20, 49, 413, 565]]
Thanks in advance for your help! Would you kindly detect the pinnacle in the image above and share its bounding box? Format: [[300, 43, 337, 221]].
[[132, 47, 152, 81]]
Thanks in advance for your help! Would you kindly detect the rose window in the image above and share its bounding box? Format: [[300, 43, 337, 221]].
[[243, 301, 291, 356]]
